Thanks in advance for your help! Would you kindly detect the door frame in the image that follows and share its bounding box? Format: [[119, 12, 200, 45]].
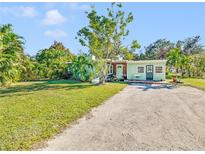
[[146, 65, 154, 80], [116, 64, 123, 79]]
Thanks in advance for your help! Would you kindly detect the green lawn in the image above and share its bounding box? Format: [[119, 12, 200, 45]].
[[181, 78, 205, 91], [0, 80, 126, 150]]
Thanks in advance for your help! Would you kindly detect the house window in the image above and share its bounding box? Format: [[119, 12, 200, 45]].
[[108, 64, 113, 74], [138, 67, 144, 73], [156, 66, 163, 73]]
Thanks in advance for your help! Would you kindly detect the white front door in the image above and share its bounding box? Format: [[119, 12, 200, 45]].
[[116, 64, 123, 79]]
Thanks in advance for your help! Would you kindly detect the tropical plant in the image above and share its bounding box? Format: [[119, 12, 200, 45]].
[[167, 48, 183, 81], [179, 54, 192, 80], [69, 55, 94, 81], [0, 24, 24, 86], [35, 41, 74, 79], [18, 55, 41, 81], [167, 48, 194, 81], [190, 53, 205, 78]]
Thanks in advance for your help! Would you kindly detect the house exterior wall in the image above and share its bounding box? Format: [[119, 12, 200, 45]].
[[106, 60, 166, 81], [127, 63, 146, 80], [127, 60, 166, 81], [153, 64, 166, 81], [108, 62, 127, 79]]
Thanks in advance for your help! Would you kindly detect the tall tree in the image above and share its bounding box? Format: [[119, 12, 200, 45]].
[[76, 3, 140, 83], [36, 41, 74, 79], [176, 36, 204, 55], [0, 24, 24, 86], [144, 39, 175, 60]]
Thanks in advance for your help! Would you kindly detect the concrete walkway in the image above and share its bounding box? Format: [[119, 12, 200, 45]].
[[40, 84, 205, 150]]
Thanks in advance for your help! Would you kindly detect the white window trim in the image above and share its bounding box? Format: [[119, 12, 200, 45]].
[[137, 66, 144, 73], [155, 66, 163, 73]]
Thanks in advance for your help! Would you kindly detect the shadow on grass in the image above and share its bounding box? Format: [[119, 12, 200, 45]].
[[47, 80, 82, 85], [0, 80, 93, 97]]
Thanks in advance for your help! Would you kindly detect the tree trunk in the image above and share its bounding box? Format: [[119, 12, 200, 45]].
[[180, 71, 183, 82], [98, 62, 107, 85], [179, 67, 183, 83], [188, 68, 191, 77], [99, 75, 105, 84], [175, 67, 179, 82]]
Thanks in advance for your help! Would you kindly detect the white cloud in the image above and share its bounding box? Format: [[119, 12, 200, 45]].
[[68, 3, 90, 11], [0, 6, 37, 18], [43, 9, 66, 26], [21, 7, 37, 18], [44, 29, 67, 38]]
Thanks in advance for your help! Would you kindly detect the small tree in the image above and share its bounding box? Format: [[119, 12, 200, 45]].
[[167, 48, 192, 82], [76, 3, 140, 84], [69, 55, 94, 81], [167, 48, 182, 81]]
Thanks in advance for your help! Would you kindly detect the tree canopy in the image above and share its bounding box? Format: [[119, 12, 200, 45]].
[[36, 41, 74, 79], [76, 3, 140, 83], [140, 36, 204, 61], [0, 24, 25, 86], [0, 25, 75, 86]]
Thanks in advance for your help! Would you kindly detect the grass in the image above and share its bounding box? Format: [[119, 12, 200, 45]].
[[0, 80, 127, 150], [181, 78, 205, 91], [167, 78, 205, 91]]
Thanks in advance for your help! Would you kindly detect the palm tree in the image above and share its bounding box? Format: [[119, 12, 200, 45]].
[[69, 55, 94, 81], [190, 53, 205, 78], [167, 48, 181, 70], [167, 48, 182, 82], [167, 48, 193, 82], [0, 24, 24, 86], [179, 54, 191, 81]]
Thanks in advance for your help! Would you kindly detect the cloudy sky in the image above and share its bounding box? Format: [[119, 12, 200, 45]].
[[0, 2, 205, 55]]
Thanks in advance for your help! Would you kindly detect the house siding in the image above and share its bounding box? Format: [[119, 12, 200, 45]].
[[107, 60, 166, 81], [127, 60, 166, 81], [153, 65, 166, 81], [127, 63, 146, 80]]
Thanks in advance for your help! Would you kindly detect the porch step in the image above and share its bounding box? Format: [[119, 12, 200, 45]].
[[126, 80, 168, 85]]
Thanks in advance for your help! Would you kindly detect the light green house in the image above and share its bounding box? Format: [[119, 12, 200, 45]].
[[91, 55, 167, 82], [126, 60, 166, 81], [107, 59, 166, 81]]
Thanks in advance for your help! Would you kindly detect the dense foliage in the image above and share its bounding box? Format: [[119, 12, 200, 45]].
[[69, 55, 94, 81], [130, 36, 205, 80], [36, 41, 74, 79], [0, 24, 25, 86], [0, 25, 74, 86]]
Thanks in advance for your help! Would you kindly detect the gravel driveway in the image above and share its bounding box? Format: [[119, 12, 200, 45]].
[[40, 83, 205, 150]]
